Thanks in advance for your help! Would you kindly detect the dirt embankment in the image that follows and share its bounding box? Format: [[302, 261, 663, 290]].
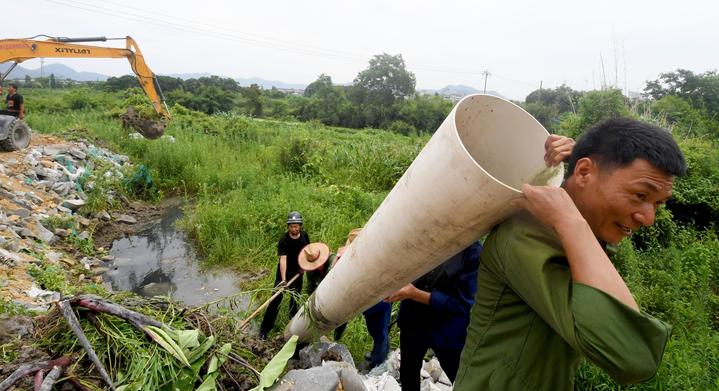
[[0, 133, 164, 308]]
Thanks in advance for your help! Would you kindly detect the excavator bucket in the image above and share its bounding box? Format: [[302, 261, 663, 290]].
[[121, 107, 166, 139]]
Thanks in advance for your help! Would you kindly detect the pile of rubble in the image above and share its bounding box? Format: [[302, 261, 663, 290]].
[[0, 134, 137, 309], [272, 338, 453, 391]]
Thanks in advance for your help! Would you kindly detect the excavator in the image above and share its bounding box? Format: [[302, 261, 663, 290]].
[[0, 35, 170, 151]]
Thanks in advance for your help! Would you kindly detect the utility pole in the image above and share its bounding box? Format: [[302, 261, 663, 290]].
[[482, 70, 491, 93], [538, 80, 543, 101]]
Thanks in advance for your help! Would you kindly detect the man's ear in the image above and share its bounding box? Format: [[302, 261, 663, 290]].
[[572, 157, 597, 188]]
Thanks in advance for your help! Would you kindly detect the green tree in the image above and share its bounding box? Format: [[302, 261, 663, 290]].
[[644, 69, 719, 117], [304, 74, 334, 97], [105, 75, 140, 91], [49, 73, 56, 88], [241, 84, 264, 117], [352, 53, 416, 107]]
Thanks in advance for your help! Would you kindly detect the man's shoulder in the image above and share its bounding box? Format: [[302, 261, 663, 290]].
[[491, 211, 562, 255]]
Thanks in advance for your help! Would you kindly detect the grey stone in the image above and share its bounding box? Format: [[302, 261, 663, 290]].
[[54, 228, 69, 237], [25, 192, 44, 205], [117, 214, 137, 224], [96, 210, 111, 221], [5, 158, 17, 166], [0, 316, 35, 343], [44, 144, 70, 156], [52, 182, 74, 196], [69, 148, 87, 160], [338, 368, 368, 391], [77, 216, 91, 226], [56, 205, 72, 214], [299, 340, 355, 369], [11, 208, 31, 219], [0, 189, 14, 200], [63, 198, 86, 211], [80, 257, 101, 269], [100, 254, 114, 262], [420, 379, 444, 391], [78, 231, 90, 240], [34, 223, 55, 244], [91, 267, 109, 276], [422, 357, 445, 383], [0, 249, 24, 267], [271, 367, 340, 391], [19, 228, 35, 239], [0, 163, 4, 175], [45, 252, 63, 263]]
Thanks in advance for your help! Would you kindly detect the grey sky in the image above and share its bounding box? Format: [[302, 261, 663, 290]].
[[6, 0, 719, 100]]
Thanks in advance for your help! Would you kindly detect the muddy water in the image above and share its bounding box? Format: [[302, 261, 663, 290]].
[[102, 206, 242, 306]]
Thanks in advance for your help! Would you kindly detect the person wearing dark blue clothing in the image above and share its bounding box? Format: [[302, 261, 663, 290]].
[[362, 301, 392, 369], [385, 241, 482, 391]]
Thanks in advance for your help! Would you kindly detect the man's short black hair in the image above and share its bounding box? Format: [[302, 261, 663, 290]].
[[9, 83, 18, 90], [567, 117, 686, 177]]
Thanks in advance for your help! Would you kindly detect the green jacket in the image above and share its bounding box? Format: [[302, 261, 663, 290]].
[[454, 212, 671, 391]]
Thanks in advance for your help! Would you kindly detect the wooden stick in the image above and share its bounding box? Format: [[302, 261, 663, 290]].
[[58, 300, 116, 391], [38, 366, 63, 391], [0, 356, 71, 391], [240, 273, 301, 330]]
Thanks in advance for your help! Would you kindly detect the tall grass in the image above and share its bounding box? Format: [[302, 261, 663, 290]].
[[22, 88, 718, 388]]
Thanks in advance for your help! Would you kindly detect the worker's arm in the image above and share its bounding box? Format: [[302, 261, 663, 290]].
[[385, 283, 430, 304], [18, 102, 24, 120], [513, 184, 638, 310], [279, 255, 288, 282]]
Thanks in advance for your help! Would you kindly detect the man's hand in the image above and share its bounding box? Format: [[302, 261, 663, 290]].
[[544, 135, 575, 167], [385, 283, 431, 304], [511, 184, 585, 231]]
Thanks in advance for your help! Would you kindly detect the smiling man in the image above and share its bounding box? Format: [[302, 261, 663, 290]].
[[453, 118, 686, 390]]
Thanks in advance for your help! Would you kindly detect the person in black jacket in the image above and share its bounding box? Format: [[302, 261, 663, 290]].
[[259, 211, 310, 339], [385, 241, 482, 390]]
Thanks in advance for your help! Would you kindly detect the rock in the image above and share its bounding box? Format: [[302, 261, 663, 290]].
[[437, 371, 451, 386], [91, 267, 109, 276], [420, 368, 431, 379], [69, 148, 87, 160], [100, 254, 114, 262], [80, 257, 101, 269], [299, 340, 355, 369], [46, 252, 64, 263], [271, 367, 340, 391], [0, 248, 24, 267], [78, 231, 91, 240], [0, 316, 35, 343], [5, 157, 17, 166], [420, 379, 445, 391], [116, 214, 137, 224], [54, 228, 69, 237], [63, 198, 86, 211], [56, 205, 72, 214], [44, 144, 70, 156], [423, 357, 445, 383], [363, 372, 401, 391], [33, 223, 55, 244], [11, 208, 31, 219], [26, 284, 61, 302], [0, 163, 4, 175], [25, 192, 44, 205], [0, 189, 15, 200], [139, 282, 173, 296], [77, 216, 91, 227], [96, 210, 111, 221], [52, 182, 74, 196]]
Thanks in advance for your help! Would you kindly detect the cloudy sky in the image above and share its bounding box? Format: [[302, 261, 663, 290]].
[[6, 0, 718, 100]]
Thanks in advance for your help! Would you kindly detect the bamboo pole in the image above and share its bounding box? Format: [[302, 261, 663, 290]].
[[240, 273, 301, 330]]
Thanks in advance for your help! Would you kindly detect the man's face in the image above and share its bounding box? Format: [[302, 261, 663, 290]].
[[8, 86, 15, 95], [287, 223, 301, 236], [575, 158, 674, 244]]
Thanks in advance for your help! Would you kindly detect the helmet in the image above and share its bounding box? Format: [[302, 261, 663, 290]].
[[287, 211, 303, 225]]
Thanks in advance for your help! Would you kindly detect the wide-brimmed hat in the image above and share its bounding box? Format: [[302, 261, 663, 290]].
[[298, 242, 330, 271]]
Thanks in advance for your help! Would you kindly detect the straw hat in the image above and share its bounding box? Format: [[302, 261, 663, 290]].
[[298, 242, 330, 271]]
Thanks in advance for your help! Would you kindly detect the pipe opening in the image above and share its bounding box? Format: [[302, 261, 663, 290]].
[[454, 95, 560, 192]]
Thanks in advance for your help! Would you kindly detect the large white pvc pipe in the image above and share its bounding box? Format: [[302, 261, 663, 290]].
[[286, 94, 564, 341]]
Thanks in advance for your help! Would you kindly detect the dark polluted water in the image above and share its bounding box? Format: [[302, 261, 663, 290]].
[[102, 205, 243, 307]]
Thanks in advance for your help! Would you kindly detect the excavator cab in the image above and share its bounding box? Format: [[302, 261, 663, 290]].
[[0, 35, 170, 142]]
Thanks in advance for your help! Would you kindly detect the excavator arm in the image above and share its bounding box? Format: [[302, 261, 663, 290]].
[[0, 36, 170, 138]]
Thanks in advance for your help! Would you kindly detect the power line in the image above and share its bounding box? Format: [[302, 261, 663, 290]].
[[37, 0, 541, 89]]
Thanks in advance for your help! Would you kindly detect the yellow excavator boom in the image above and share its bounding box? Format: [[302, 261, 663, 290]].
[[0, 36, 170, 136]]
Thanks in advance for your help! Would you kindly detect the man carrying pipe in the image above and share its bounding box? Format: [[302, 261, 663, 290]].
[[453, 119, 685, 390], [259, 211, 311, 339]]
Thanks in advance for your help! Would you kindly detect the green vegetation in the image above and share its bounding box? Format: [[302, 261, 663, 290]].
[[12, 64, 719, 389]]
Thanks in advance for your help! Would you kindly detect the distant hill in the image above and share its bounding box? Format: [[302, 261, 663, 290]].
[[0, 63, 109, 81], [235, 77, 306, 90], [420, 84, 506, 100]]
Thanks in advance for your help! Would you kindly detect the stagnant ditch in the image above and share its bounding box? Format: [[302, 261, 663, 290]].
[[102, 204, 245, 307]]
